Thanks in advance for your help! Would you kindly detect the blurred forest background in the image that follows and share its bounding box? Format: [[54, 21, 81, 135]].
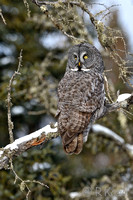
[[0, 0, 133, 199]]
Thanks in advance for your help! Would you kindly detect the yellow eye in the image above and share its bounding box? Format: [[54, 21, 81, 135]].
[[83, 55, 88, 59]]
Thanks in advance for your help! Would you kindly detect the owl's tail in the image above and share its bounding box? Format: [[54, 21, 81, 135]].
[[63, 133, 83, 155], [58, 110, 91, 155]]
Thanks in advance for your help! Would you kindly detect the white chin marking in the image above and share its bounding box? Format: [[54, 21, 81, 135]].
[[70, 68, 90, 72], [81, 68, 90, 71], [71, 68, 78, 71]]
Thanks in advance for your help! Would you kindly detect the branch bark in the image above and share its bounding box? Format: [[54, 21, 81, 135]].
[[0, 124, 58, 170], [0, 93, 133, 170], [31, 0, 133, 85], [7, 49, 23, 143], [0, 8, 7, 25], [102, 94, 133, 116]]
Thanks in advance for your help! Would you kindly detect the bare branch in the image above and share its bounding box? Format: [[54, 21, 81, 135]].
[[9, 158, 49, 199], [9, 159, 31, 199], [32, 0, 95, 25], [0, 8, 7, 25], [101, 93, 133, 117], [92, 124, 133, 158], [0, 123, 58, 170], [32, 0, 84, 7], [45, 11, 84, 43], [7, 50, 23, 143], [31, 0, 94, 42], [0, 93, 133, 170], [23, 0, 31, 18], [31, 0, 133, 85]]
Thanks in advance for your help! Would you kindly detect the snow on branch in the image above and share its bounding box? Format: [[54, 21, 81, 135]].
[[102, 93, 133, 115], [0, 92, 133, 170], [92, 124, 133, 158], [0, 124, 58, 170]]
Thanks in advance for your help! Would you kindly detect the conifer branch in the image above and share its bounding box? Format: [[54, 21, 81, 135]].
[[0, 92, 133, 170]]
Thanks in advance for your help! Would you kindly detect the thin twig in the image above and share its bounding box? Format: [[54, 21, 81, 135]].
[[7, 49, 23, 143], [9, 158, 31, 200], [31, 0, 133, 86], [0, 92, 133, 170], [104, 75, 114, 103], [23, 0, 31, 18], [0, 8, 7, 25], [9, 157, 49, 199]]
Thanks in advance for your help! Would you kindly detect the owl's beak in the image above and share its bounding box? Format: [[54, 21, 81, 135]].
[[77, 62, 82, 71]]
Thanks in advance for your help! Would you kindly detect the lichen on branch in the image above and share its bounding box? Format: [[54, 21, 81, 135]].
[[31, 0, 133, 86]]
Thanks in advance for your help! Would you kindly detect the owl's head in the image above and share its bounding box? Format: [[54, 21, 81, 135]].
[[66, 43, 104, 73]]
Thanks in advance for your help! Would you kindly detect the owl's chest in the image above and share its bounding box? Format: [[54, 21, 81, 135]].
[[58, 72, 101, 100]]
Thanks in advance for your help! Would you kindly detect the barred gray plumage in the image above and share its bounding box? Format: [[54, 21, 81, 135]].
[[57, 43, 105, 154]]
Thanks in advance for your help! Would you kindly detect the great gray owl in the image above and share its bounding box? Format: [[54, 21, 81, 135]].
[[57, 43, 105, 155]]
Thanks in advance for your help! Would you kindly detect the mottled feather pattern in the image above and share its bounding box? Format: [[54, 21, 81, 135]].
[[58, 110, 91, 154], [57, 43, 105, 154], [58, 72, 104, 113]]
